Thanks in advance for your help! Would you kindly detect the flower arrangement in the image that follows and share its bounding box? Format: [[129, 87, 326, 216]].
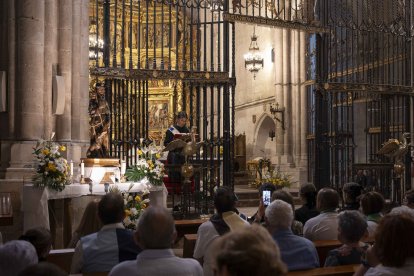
[[125, 145, 165, 186], [255, 170, 294, 189], [32, 136, 70, 192], [110, 183, 150, 230]]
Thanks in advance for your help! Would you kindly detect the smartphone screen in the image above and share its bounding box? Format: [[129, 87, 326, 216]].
[[263, 190, 271, 206]]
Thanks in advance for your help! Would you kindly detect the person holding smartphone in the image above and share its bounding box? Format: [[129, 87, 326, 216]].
[[249, 183, 276, 224]]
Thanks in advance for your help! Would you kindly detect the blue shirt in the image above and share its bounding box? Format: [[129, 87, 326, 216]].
[[272, 229, 319, 271], [71, 223, 142, 273]]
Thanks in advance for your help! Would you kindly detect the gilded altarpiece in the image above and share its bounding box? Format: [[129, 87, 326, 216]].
[[88, 2, 196, 145]]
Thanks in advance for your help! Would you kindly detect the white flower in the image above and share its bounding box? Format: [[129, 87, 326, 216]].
[[123, 217, 132, 226], [130, 208, 138, 215]]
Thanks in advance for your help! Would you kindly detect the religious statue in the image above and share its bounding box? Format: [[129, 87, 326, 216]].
[[87, 83, 111, 158]]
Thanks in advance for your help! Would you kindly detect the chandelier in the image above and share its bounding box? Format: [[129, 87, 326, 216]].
[[89, 20, 104, 60], [244, 26, 264, 79]]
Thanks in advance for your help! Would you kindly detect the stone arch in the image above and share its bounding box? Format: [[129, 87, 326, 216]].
[[252, 113, 276, 158]]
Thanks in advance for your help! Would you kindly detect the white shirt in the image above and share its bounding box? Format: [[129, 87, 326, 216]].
[[365, 259, 414, 276], [303, 211, 338, 241], [109, 249, 203, 276], [194, 221, 221, 276], [193, 214, 249, 276]]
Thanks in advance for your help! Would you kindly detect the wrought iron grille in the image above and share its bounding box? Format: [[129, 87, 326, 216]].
[[89, 0, 235, 215], [307, 0, 413, 202]]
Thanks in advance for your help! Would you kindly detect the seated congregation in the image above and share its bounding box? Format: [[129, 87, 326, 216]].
[[1, 185, 414, 276]]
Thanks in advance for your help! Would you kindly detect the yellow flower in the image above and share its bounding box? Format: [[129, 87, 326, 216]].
[[48, 163, 56, 172], [155, 153, 161, 159], [59, 145, 66, 152], [125, 209, 131, 216], [135, 195, 141, 202], [142, 203, 147, 208], [42, 149, 50, 155], [137, 149, 143, 156]]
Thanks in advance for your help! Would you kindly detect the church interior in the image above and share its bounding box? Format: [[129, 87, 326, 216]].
[[1, 0, 414, 275]]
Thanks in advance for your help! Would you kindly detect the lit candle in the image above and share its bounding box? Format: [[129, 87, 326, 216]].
[[81, 160, 85, 176], [70, 160, 74, 176], [121, 160, 126, 175]]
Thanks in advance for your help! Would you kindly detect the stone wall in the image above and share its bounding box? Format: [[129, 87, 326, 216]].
[[234, 24, 308, 186], [0, 0, 90, 241]]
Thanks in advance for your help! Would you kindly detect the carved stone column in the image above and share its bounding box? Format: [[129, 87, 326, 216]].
[[78, 0, 90, 143], [56, 0, 72, 141], [71, 0, 81, 140], [282, 29, 292, 163], [44, 0, 58, 137], [16, 0, 45, 140], [275, 28, 284, 156]]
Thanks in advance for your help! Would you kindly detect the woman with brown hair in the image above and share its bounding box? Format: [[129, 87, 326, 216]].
[[354, 214, 414, 276], [19, 227, 52, 262], [359, 191, 384, 239], [67, 199, 102, 248]]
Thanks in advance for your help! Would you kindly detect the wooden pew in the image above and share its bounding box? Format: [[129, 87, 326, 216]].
[[183, 233, 198, 258], [0, 193, 13, 226], [182, 234, 348, 267], [46, 248, 75, 273], [83, 272, 109, 276], [288, 264, 358, 276], [313, 240, 342, 266], [174, 219, 205, 242]]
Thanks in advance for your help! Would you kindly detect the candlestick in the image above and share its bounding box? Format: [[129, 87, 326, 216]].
[[70, 160, 74, 176], [81, 160, 85, 176], [121, 160, 126, 175], [80, 160, 86, 184], [120, 160, 127, 183]]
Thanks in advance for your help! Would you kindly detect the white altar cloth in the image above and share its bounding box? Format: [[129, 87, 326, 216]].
[[22, 180, 168, 232]]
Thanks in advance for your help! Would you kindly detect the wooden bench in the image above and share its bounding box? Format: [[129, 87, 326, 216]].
[[83, 272, 109, 276], [183, 233, 198, 258], [288, 264, 358, 275], [174, 219, 205, 242], [0, 193, 13, 226], [46, 248, 75, 273], [182, 235, 345, 265], [313, 240, 342, 266]]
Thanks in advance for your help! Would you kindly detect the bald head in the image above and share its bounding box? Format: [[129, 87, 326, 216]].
[[136, 207, 176, 249]]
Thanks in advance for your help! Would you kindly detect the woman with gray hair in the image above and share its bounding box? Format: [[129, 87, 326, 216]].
[[324, 211, 369, 267]]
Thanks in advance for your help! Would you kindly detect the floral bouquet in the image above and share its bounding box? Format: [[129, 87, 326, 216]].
[[32, 136, 70, 192], [255, 170, 294, 190], [110, 183, 150, 230], [125, 145, 165, 186]]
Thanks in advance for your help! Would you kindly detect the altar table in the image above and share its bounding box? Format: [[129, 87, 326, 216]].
[[22, 181, 168, 232]]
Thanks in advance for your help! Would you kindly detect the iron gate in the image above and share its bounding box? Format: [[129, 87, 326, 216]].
[[307, 0, 413, 202], [89, 0, 236, 215]]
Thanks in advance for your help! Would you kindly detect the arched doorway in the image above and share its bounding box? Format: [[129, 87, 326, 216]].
[[254, 115, 276, 159]]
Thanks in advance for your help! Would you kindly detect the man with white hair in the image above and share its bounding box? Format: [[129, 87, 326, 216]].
[[265, 199, 319, 271], [0, 240, 38, 276], [109, 206, 202, 276]]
